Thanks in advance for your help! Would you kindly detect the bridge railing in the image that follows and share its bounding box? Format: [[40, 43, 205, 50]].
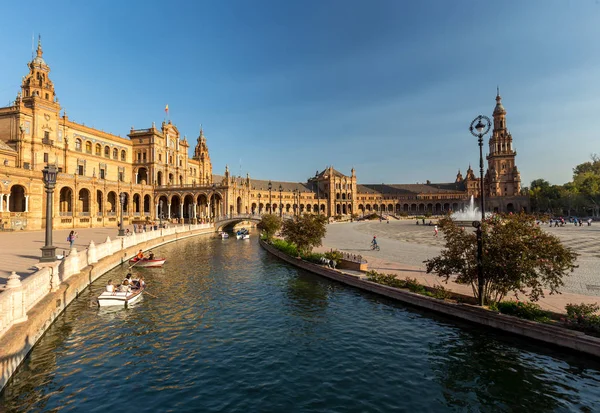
[[214, 214, 260, 223]]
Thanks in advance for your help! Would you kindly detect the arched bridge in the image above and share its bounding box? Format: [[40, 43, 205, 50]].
[[214, 214, 262, 232]]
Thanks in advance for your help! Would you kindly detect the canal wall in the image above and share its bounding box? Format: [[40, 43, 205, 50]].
[[0, 223, 215, 391], [260, 239, 600, 358]]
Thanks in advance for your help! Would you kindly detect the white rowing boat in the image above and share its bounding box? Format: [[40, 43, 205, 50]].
[[98, 287, 144, 307]]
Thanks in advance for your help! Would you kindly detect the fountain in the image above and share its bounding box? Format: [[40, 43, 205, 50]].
[[451, 195, 491, 225]]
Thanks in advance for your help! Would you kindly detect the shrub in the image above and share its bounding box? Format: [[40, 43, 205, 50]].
[[324, 250, 343, 262], [302, 252, 325, 264], [431, 285, 452, 300], [405, 277, 426, 294], [564, 303, 600, 333], [497, 300, 551, 322], [366, 271, 406, 288], [271, 238, 298, 257]]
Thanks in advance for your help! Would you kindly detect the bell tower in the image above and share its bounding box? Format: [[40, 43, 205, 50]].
[[486, 90, 521, 197], [21, 36, 58, 107], [192, 126, 213, 185]]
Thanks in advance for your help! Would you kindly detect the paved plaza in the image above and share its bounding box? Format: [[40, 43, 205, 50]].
[[317, 219, 600, 313]]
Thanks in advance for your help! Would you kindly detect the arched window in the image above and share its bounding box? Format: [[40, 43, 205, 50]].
[[75, 138, 82, 152], [85, 141, 92, 153], [95, 143, 101, 156], [104, 146, 110, 158], [112, 148, 118, 159], [121, 150, 126, 161]]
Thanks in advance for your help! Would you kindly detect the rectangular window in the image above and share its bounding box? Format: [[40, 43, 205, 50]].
[[143, 152, 147, 161], [119, 172, 124, 182], [78, 165, 84, 175], [43, 153, 49, 162], [158, 154, 162, 161], [100, 169, 106, 179]]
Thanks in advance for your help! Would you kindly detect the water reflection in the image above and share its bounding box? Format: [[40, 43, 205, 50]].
[[1, 236, 600, 412]]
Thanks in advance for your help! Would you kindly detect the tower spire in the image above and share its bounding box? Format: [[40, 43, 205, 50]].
[[37, 34, 43, 57]]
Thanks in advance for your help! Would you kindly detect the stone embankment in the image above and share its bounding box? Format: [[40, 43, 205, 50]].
[[260, 239, 600, 358], [0, 223, 215, 391]]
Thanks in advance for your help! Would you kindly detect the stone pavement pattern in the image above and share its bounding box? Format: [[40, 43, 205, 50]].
[[0, 224, 144, 285], [316, 220, 600, 313]]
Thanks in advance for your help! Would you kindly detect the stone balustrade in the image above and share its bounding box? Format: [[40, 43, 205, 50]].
[[0, 223, 213, 339]]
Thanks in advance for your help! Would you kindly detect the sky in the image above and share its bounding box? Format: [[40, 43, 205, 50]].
[[1, 0, 599, 186]]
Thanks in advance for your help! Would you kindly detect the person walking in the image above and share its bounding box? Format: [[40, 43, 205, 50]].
[[67, 230, 77, 248], [434, 225, 438, 237]]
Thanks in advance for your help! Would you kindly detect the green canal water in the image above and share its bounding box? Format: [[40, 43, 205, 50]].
[[1, 235, 599, 412]]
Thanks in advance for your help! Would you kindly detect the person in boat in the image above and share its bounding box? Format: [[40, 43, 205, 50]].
[[138, 276, 146, 289], [123, 273, 133, 285], [119, 279, 132, 293], [106, 280, 116, 293], [136, 249, 144, 260], [148, 251, 155, 260]]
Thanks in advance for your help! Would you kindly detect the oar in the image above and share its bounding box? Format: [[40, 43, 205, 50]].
[[145, 291, 158, 298], [128, 257, 143, 270]]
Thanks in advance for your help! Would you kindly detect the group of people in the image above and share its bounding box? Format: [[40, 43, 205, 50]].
[[135, 249, 155, 260], [543, 217, 593, 227], [105, 273, 146, 294]]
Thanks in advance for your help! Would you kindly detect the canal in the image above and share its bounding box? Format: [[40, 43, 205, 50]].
[[1, 235, 599, 412]]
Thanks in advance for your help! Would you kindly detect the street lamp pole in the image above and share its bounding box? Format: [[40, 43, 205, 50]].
[[469, 115, 491, 306], [279, 185, 283, 218], [118, 192, 126, 236], [293, 189, 297, 216], [159, 199, 163, 229], [268, 181, 272, 214], [258, 193, 262, 215], [211, 183, 216, 220], [40, 164, 58, 262], [315, 171, 320, 215]]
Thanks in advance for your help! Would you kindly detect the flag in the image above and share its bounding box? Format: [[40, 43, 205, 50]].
[[165, 104, 169, 114]]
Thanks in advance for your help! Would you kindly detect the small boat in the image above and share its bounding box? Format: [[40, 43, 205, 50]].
[[220, 231, 229, 239], [129, 257, 166, 267], [98, 286, 144, 307], [236, 228, 250, 240]]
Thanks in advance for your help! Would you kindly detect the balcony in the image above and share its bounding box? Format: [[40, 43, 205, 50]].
[[59, 211, 73, 217], [42, 138, 54, 146]]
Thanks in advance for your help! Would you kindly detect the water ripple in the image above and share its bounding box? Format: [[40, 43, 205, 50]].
[[1, 236, 600, 412]]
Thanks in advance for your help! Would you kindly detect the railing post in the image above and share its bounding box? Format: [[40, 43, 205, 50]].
[[88, 240, 98, 264], [6, 272, 27, 323]]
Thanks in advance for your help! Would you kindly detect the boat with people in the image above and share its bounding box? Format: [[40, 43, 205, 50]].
[[236, 228, 250, 240], [128, 249, 166, 267], [129, 257, 166, 267], [98, 286, 145, 307], [98, 275, 146, 307], [220, 231, 229, 239]]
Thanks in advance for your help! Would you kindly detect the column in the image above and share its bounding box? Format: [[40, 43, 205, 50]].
[[167, 203, 171, 219], [155, 203, 159, 219], [179, 203, 184, 221], [25, 195, 29, 212], [0, 194, 3, 212], [193, 202, 197, 220], [5, 194, 10, 212]]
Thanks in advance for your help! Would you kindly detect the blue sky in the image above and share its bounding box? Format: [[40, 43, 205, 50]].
[[1, 0, 600, 186]]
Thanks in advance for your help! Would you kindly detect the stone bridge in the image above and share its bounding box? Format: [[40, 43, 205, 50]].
[[214, 214, 262, 231]]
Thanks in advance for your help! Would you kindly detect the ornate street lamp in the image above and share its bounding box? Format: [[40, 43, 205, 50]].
[[258, 193, 262, 214], [159, 199, 163, 229], [268, 181, 272, 214], [211, 183, 217, 220], [40, 164, 58, 262], [292, 189, 297, 216], [118, 192, 126, 236], [469, 114, 491, 306], [315, 171, 320, 215], [279, 185, 283, 218]]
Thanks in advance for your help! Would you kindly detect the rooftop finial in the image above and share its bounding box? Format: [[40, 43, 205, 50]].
[[37, 34, 42, 57], [497, 85, 499, 97]]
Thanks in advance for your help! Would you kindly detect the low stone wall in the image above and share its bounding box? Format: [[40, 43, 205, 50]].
[[260, 239, 600, 358], [337, 259, 368, 272], [0, 224, 215, 391]]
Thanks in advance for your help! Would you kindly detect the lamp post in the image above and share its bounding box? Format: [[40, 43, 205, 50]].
[[278, 185, 283, 218], [40, 164, 58, 262], [315, 172, 320, 215], [292, 189, 297, 216], [118, 192, 126, 236], [159, 199, 163, 229], [258, 193, 261, 215], [268, 181, 272, 214], [211, 183, 216, 220], [469, 114, 491, 306]]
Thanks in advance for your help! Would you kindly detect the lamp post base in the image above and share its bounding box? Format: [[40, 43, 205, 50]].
[[40, 245, 57, 262], [118, 229, 125, 237]]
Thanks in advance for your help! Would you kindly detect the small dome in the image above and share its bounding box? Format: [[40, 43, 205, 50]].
[[32, 55, 46, 66], [493, 94, 506, 115]]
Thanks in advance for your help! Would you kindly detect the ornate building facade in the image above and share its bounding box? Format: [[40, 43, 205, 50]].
[[0, 40, 527, 231]]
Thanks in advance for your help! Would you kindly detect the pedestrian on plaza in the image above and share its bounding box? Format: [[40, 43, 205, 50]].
[[422, 218, 425, 225], [67, 230, 77, 248], [434, 225, 438, 237]]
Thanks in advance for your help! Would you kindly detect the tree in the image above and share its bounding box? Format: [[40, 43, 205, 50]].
[[571, 154, 600, 216], [257, 214, 281, 241], [281, 214, 328, 256], [424, 214, 578, 304]]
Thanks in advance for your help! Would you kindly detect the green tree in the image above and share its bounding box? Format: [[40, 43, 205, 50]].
[[281, 214, 328, 255], [257, 214, 282, 241], [424, 214, 578, 304], [571, 154, 600, 216]]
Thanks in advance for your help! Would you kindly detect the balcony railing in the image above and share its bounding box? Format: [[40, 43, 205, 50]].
[[79, 212, 90, 216], [59, 211, 73, 217]]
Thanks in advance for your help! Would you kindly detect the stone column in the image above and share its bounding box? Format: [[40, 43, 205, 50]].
[[5, 194, 10, 212], [167, 203, 171, 219], [0, 194, 3, 212], [155, 203, 159, 219], [87, 240, 98, 264], [179, 203, 184, 221], [25, 195, 29, 212], [193, 202, 197, 220]]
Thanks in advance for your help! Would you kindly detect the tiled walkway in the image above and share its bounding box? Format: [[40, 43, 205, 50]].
[[316, 220, 600, 313]]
